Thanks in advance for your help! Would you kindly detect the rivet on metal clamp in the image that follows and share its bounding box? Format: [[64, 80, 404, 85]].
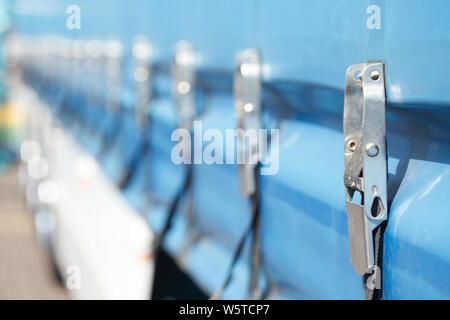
[[132, 36, 153, 128], [234, 49, 262, 198], [172, 41, 196, 130], [343, 61, 387, 276]]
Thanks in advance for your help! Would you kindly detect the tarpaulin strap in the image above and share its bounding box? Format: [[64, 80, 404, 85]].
[[249, 165, 262, 300], [210, 164, 261, 300], [118, 135, 150, 190], [343, 139, 364, 191], [118, 105, 155, 191], [176, 186, 202, 267], [363, 220, 387, 300], [150, 162, 193, 255], [98, 113, 125, 159]]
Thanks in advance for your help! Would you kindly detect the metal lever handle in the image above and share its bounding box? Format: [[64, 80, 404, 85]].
[[343, 62, 387, 275], [132, 36, 153, 129], [172, 41, 196, 130], [234, 49, 262, 198]]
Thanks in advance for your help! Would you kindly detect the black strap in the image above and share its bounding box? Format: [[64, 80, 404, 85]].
[[151, 162, 193, 254], [249, 166, 262, 299], [118, 135, 150, 190], [97, 111, 125, 159], [211, 164, 261, 300], [363, 220, 387, 300]]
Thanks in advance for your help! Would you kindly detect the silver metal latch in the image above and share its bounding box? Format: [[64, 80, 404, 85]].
[[104, 39, 123, 112], [132, 36, 153, 128], [172, 41, 196, 130], [343, 61, 387, 275], [234, 49, 262, 198]]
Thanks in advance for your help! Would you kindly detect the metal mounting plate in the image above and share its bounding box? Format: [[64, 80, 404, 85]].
[[234, 49, 261, 198], [172, 41, 196, 130], [132, 36, 153, 128]]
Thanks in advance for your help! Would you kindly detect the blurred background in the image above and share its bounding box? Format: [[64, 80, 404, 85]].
[[0, 0, 449, 300]]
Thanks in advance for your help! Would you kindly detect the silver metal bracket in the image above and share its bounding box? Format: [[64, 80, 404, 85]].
[[132, 36, 153, 128], [344, 61, 387, 275], [172, 41, 196, 130], [103, 39, 123, 112], [234, 49, 262, 198]]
